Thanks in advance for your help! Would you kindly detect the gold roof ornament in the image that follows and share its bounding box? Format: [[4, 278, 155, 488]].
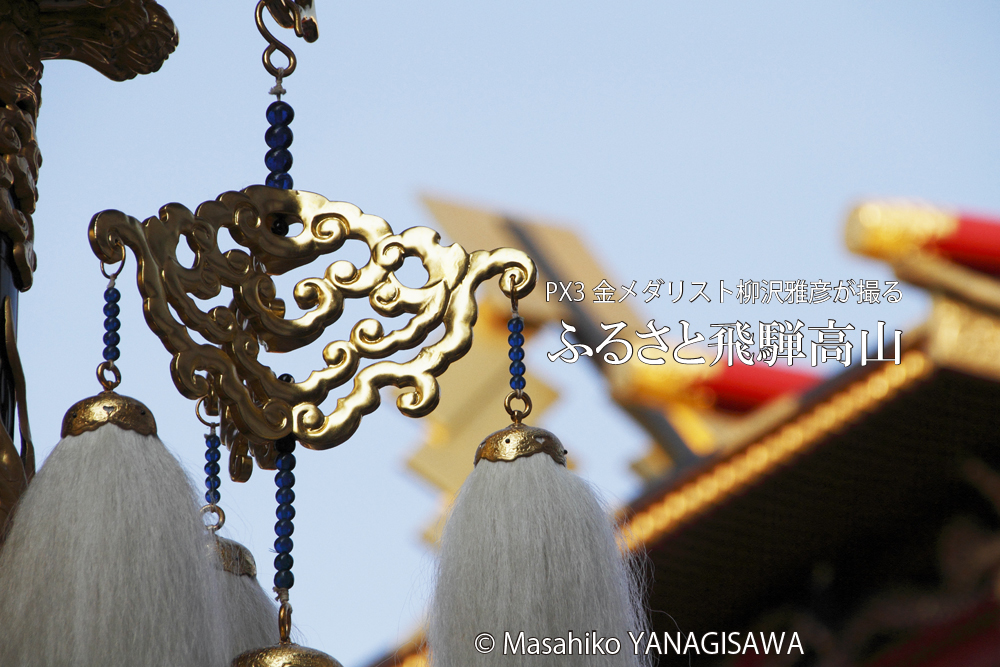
[[845, 201, 958, 260]]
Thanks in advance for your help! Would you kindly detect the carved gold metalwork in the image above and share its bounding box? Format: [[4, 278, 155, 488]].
[[38, 0, 177, 82], [0, 0, 41, 288], [475, 423, 566, 467], [0, 0, 176, 289], [90, 186, 536, 476]]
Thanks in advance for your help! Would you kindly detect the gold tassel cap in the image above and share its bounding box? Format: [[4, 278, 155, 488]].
[[61, 361, 157, 437], [61, 391, 157, 438], [214, 536, 258, 578], [474, 423, 567, 466]]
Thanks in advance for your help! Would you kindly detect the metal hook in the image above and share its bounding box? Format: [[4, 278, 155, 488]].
[[256, 0, 298, 79], [256, 0, 319, 80], [96, 361, 121, 392]]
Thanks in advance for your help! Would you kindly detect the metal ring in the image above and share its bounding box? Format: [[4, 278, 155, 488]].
[[278, 601, 292, 644], [100, 254, 125, 280], [256, 0, 298, 79], [504, 391, 532, 424], [508, 273, 519, 315], [200, 504, 226, 533], [195, 397, 220, 428], [96, 361, 121, 391]]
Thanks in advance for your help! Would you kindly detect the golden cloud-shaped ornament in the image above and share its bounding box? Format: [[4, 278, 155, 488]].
[[89, 186, 535, 480]]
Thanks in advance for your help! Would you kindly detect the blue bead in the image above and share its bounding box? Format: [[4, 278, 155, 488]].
[[205, 447, 221, 463], [266, 101, 294, 125], [274, 569, 294, 589], [103, 303, 120, 318], [510, 376, 526, 390], [103, 346, 120, 361], [508, 332, 524, 347], [104, 317, 121, 332], [265, 148, 293, 173], [276, 503, 296, 520], [275, 471, 295, 488], [274, 553, 293, 571], [276, 453, 296, 471], [508, 347, 524, 361], [205, 489, 220, 504], [266, 172, 293, 189], [103, 331, 120, 347], [206, 434, 221, 448], [274, 536, 293, 553], [265, 124, 293, 149], [205, 476, 221, 490], [104, 287, 121, 303], [276, 487, 295, 504], [204, 461, 220, 476], [509, 361, 525, 376], [270, 217, 290, 237], [508, 318, 524, 333], [275, 519, 294, 537]]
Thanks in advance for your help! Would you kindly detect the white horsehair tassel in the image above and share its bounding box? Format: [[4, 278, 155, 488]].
[[430, 423, 650, 667], [0, 390, 231, 667], [214, 534, 280, 657]]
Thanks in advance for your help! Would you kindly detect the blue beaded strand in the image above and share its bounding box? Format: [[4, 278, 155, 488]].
[[265, 101, 294, 190], [103, 286, 121, 362], [273, 435, 296, 590], [272, 372, 297, 590], [204, 432, 222, 505], [508, 316, 526, 391]]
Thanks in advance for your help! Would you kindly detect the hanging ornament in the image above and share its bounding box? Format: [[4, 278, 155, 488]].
[[197, 399, 281, 657], [78, 1, 535, 664], [428, 281, 650, 667], [230, 5, 341, 666], [0, 258, 232, 666]]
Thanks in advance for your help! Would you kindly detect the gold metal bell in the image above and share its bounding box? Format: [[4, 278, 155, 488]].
[[231, 602, 343, 667]]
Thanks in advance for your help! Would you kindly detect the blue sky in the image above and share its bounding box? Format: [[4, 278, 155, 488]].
[[20, 2, 1000, 665]]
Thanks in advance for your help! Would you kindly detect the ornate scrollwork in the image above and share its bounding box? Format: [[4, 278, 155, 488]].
[[38, 0, 177, 82], [0, 0, 177, 291], [90, 186, 535, 478], [0, 0, 42, 289]]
